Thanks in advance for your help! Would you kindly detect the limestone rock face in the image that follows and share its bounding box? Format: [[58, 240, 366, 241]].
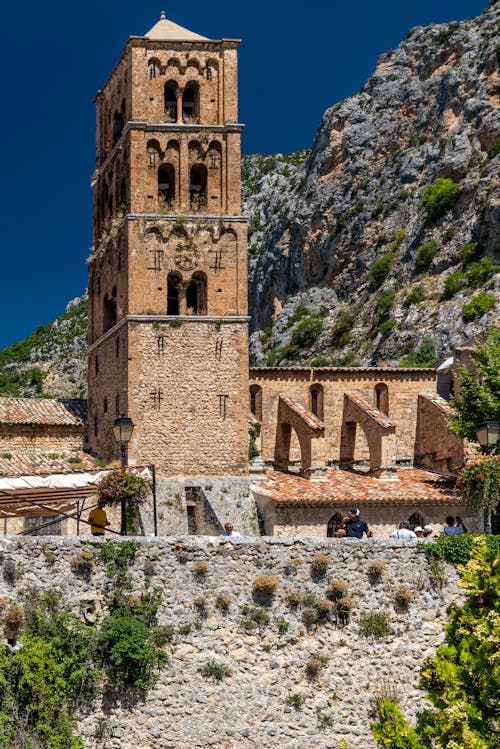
[[245, 3, 500, 367]]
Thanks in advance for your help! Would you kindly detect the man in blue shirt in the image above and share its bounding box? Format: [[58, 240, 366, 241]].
[[342, 508, 373, 538]]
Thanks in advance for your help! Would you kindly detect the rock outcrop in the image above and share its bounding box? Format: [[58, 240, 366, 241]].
[[245, 2, 499, 367]]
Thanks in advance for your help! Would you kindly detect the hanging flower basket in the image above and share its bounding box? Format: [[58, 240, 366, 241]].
[[457, 455, 500, 514], [97, 467, 150, 511]]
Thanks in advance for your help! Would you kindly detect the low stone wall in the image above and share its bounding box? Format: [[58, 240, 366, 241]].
[[0, 536, 462, 749]]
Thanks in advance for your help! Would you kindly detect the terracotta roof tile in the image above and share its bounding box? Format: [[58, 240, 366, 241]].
[[0, 398, 87, 426], [345, 390, 394, 428], [419, 391, 456, 415], [280, 395, 324, 430], [253, 468, 457, 507], [0, 450, 99, 477]]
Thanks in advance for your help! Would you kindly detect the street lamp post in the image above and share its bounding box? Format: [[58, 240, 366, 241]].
[[112, 414, 135, 536], [475, 420, 499, 534]]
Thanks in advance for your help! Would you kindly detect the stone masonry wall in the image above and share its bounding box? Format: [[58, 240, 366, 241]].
[[0, 536, 463, 749], [0, 425, 82, 452], [128, 319, 249, 475], [250, 368, 437, 468]]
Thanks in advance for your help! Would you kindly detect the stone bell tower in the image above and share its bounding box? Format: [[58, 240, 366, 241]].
[[87, 12, 249, 482]]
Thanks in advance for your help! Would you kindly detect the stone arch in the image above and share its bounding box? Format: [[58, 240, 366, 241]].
[[249, 385, 263, 422], [374, 383, 389, 415], [309, 383, 324, 420], [186, 271, 207, 315], [112, 109, 124, 144], [183, 81, 199, 122], [207, 140, 222, 169], [147, 139, 162, 167], [206, 59, 219, 79], [340, 391, 396, 473], [166, 58, 181, 72], [185, 58, 202, 74], [167, 271, 183, 315], [148, 57, 161, 79], [189, 140, 204, 163], [327, 512, 343, 537], [190, 163, 207, 210], [164, 80, 178, 121], [158, 163, 175, 208], [274, 395, 324, 476]]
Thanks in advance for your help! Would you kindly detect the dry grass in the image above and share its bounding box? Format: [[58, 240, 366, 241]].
[[368, 559, 387, 580], [253, 574, 280, 596], [394, 584, 414, 606], [193, 559, 209, 576], [4, 602, 23, 629], [327, 579, 348, 600], [286, 589, 303, 607], [310, 554, 331, 576]]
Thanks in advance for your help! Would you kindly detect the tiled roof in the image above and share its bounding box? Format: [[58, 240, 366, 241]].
[[0, 450, 100, 477], [345, 390, 394, 428], [249, 366, 435, 374], [419, 391, 456, 415], [0, 398, 87, 426], [280, 395, 324, 430], [253, 468, 457, 507]]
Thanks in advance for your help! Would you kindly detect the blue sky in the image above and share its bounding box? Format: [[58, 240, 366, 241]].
[[0, 0, 487, 350]]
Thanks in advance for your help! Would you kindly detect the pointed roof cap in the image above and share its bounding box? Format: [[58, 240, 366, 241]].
[[145, 11, 209, 41]]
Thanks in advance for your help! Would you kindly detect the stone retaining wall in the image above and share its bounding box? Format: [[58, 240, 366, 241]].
[[0, 536, 462, 749]]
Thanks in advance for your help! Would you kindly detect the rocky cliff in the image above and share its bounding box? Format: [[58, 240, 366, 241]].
[[245, 1, 499, 367]]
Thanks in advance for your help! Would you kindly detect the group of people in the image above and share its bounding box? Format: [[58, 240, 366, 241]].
[[87, 502, 469, 541]]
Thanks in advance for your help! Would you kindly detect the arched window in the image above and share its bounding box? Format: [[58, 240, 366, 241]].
[[182, 83, 199, 122], [148, 57, 161, 79], [167, 272, 182, 315], [103, 294, 117, 332], [374, 383, 389, 415], [309, 384, 324, 420], [327, 512, 343, 537], [164, 82, 177, 121], [190, 164, 207, 210], [113, 110, 124, 144], [186, 271, 207, 315], [249, 385, 263, 421], [158, 164, 175, 208]]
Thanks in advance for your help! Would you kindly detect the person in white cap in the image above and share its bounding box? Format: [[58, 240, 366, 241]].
[[413, 526, 425, 538]]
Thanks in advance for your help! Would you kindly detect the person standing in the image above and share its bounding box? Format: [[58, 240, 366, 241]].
[[341, 508, 373, 539], [88, 500, 109, 536], [442, 515, 468, 536], [220, 522, 241, 537], [391, 520, 416, 539]]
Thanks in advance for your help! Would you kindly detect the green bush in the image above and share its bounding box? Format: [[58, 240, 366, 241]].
[[466, 257, 498, 286], [400, 338, 436, 367], [415, 239, 439, 272], [420, 534, 500, 567], [462, 293, 496, 321], [199, 660, 231, 682], [331, 309, 355, 345], [291, 315, 324, 348], [98, 612, 164, 688], [377, 290, 396, 318], [440, 271, 465, 300], [285, 305, 309, 328], [459, 241, 481, 266], [403, 284, 425, 307], [310, 355, 331, 367], [359, 612, 391, 638], [419, 177, 459, 221], [487, 137, 500, 160], [378, 319, 396, 335], [368, 252, 395, 287]]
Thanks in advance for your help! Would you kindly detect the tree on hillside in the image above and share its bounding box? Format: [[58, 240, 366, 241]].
[[448, 327, 500, 447], [371, 539, 500, 749]]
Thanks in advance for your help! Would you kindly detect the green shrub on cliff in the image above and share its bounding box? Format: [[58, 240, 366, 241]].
[[419, 178, 459, 221]]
